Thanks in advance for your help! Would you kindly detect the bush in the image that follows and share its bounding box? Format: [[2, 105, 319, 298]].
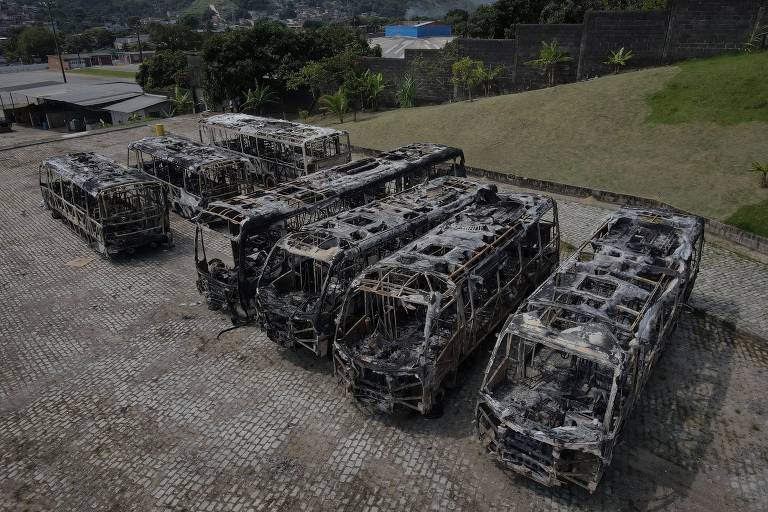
[[136, 50, 190, 91]]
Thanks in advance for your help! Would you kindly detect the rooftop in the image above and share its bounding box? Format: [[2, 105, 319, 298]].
[[128, 135, 252, 173], [200, 114, 347, 146], [41, 152, 156, 196]]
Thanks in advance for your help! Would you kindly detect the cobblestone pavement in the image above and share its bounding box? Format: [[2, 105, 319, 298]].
[[1, 119, 767, 511]]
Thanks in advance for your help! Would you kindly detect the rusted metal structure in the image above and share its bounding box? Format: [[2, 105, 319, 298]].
[[476, 208, 704, 492], [195, 143, 466, 315], [127, 135, 254, 218], [198, 114, 351, 185], [256, 177, 496, 357], [333, 192, 559, 415], [40, 153, 171, 256]]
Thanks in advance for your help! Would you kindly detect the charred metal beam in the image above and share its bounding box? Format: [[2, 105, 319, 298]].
[[256, 177, 498, 357], [333, 192, 560, 415], [128, 135, 255, 219], [198, 114, 352, 185], [194, 143, 466, 317], [476, 207, 705, 492], [40, 152, 172, 256]]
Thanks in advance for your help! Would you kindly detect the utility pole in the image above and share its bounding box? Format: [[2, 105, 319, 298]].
[[42, 0, 67, 83], [135, 21, 144, 62]]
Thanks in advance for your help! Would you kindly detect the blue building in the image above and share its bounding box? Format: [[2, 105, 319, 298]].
[[384, 21, 453, 38]]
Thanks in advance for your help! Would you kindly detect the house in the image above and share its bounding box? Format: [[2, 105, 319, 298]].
[[116, 51, 156, 64], [114, 34, 151, 51], [48, 53, 113, 71]]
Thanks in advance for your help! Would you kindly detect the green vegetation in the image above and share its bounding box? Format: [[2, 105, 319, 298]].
[[136, 50, 189, 90], [647, 52, 768, 125], [605, 47, 634, 74], [526, 40, 573, 87], [319, 89, 349, 124], [726, 202, 768, 237], [242, 84, 278, 115], [314, 63, 768, 226], [70, 68, 137, 78], [396, 75, 416, 108]]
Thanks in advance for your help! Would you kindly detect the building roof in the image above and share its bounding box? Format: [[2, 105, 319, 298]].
[[200, 113, 347, 146], [368, 36, 454, 59], [4, 81, 143, 108], [106, 94, 168, 113], [128, 135, 252, 173], [41, 153, 157, 197]]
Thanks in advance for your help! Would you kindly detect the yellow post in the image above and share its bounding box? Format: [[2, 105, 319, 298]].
[[154, 124, 165, 136]]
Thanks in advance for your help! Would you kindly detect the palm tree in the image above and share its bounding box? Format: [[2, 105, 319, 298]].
[[477, 63, 503, 97], [168, 86, 193, 117], [242, 84, 278, 115], [364, 70, 386, 111], [319, 88, 349, 123], [396, 75, 416, 108], [605, 47, 634, 74], [526, 41, 573, 87], [749, 161, 768, 188]]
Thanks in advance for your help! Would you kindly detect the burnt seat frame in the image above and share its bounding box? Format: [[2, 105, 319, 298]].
[[476, 208, 705, 492], [198, 114, 352, 186], [333, 195, 560, 415], [40, 155, 171, 256], [194, 144, 466, 318]]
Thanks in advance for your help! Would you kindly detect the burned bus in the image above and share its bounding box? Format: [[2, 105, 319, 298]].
[[256, 177, 496, 357], [128, 135, 254, 218], [333, 193, 559, 415], [475, 208, 704, 492], [198, 114, 351, 185], [195, 143, 466, 315], [40, 153, 171, 256]]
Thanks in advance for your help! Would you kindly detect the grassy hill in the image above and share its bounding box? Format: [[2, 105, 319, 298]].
[[318, 52, 768, 235]]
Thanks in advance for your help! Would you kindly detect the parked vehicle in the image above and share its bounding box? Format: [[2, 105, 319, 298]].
[[199, 114, 351, 186], [256, 177, 495, 357], [476, 208, 704, 492], [128, 135, 254, 218], [194, 143, 466, 316], [334, 193, 559, 414], [40, 153, 171, 256]]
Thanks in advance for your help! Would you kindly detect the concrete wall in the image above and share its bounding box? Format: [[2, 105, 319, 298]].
[[364, 0, 766, 104]]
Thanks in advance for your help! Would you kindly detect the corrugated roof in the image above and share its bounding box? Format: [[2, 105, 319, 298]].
[[4, 81, 142, 108], [106, 94, 168, 113]]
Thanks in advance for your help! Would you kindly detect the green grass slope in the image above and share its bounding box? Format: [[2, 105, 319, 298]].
[[320, 53, 768, 224]]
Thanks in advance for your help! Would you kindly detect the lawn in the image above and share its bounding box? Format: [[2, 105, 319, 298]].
[[70, 68, 137, 79], [647, 51, 768, 125], [726, 200, 768, 237], [315, 53, 768, 227]]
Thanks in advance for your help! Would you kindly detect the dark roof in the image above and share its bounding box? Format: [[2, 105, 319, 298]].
[[41, 153, 157, 197], [128, 135, 251, 174]]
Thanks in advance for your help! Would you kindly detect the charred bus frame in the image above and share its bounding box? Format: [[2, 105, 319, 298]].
[[194, 143, 466, 316], [333, 193, 559, 415], [256, 177, 496, 357], [476, 208, 704, 492], [40, 153, 171, 256], [198, 114, 351, 185], [127, 135, 254, 218]]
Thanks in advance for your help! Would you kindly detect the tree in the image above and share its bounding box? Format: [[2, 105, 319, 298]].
[[64, 33, 93, 55], [749, 161, 768, 188], [16, 26, 56, 64], [343, 71, 367, 121], [396, 75, 416, 108], [149, 24, 203, 51], [178, 13, 202, 30], [363, 70, 386, 111], [242, 84, 278, 115], [605, 47, 634, 74], [136, 50, 189, 90], [83, 28, 115, 49], [451, 57, 484, 101], [319, 88, 349, 123], [493, 0, 546, 38], [444, 9, 470, 38], [168, 86, 193, 116], [286, 61, 332, 110], [466, 5, 498, 38], [540, 0, 602, 24], [526, 40, 573, 87], [476, 63, 504, 96]]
